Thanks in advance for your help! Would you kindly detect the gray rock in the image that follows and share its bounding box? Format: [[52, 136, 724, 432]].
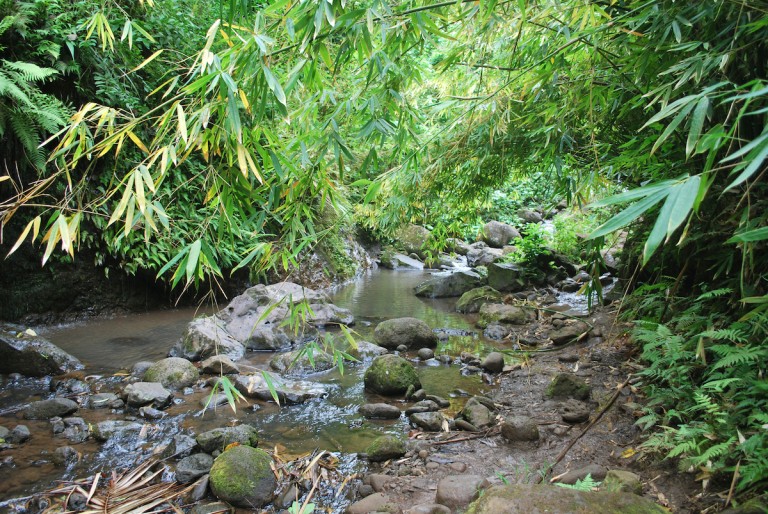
[[364, 354, 421, 395], [25, 398, 79, 419], [405, 400, 440, 416], [139, 406, 167, 420], [346, 340, 388, 359], [162, 433, 198, 459], [270, 347, 335, 374], [603, 469, 643, 495], [365, 435, 406, 462], [67, 492, 88, 511], [546, 373, 591, 400], [359, 403, 402, 420], [435, 474, 489, 510], [176, 453, 214, 483], [0, 324, 83, 377], [196, 425, 259, 453], [477, 303, 528, 327], [345, 492, 400, 514], [466, 244, 504, 267], [459, 398, 494, 428], [52, 446, 79, 467], [144, 357, 199, 389], [189, 502, 232, 514], [383, 253, 425, 270], [500, 416, 539, 442], [88, 393, 120, 409], [417, 348, 435, 360], [92, 420, 144, 442], [132, 361, 154, 377], [484, 323, 510, 340], [275, 483, 300, 509], [481, 352, 505, 373], [405, 504, 451, 514], [374, 318, 438, 349], [554, 464, 607, 484], [549, 321, 590, 345], [518, 208, 543, 224], [560, 399, 591, 423], [62, 417, 88, 443], [8, 425, 30, 444], [455, 286, 503, 313], [365, 473, 393, 492], [172, 317, 246, 361], [425, 395, 451, 408], [233, 373, 328, 404], [487, 262, 527, 292], [447, 238, 471, 255], [466, 484, 667, 513], [409, 411, 445, 432], [209, 446, 276, 508], [200, 355, 240, 375], [0, 426, 8, 439], [395, 224, 431, 257], [455, 419, 480, 432], [123, 382, 173, 408], [481, 221, 520, 248], [414, 270, 484, 298]]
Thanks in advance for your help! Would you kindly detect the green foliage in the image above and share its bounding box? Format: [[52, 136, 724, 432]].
[[555, 474, 601, 492], [508, 223, 550, 268]]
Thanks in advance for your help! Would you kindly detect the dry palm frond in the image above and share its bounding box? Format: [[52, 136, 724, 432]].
[[42, 458, 186, 514]]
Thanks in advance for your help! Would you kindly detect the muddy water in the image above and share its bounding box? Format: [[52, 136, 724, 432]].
[[1, 270, 495, 502]]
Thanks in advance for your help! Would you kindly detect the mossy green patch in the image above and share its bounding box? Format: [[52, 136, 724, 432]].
[[365, 434, 406, 462], [363, 354, 421, 395], [209, 445, 276, 508]]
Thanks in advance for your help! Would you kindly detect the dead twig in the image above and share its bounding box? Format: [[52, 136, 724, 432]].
[[430, 426, 500, 446]]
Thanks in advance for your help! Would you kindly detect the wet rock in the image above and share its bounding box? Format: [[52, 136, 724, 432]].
[[359, 403, 401, 420], [346, 340, 388, 359], [395, 224, 431, 257], [123, 382, 173, 408], [8, 425, 30, 444], [366, 435, 406, 462], [546, 373, 591, 400], [200, 355, 239, 375], [88, 393, 120, 409], [139, 406, 167, 420], [346, 492, 400, 514], [481, 221, 520, 248], [417, 348, 435, 360], [409, 411, 446, 432], [0, 426, 8, 440], [466, 244, 504, 267], [455, 286, 503, 314], [455, 419, 480, 432], [558, 278, 581, 292], [414, 270, 484, 298], [52, 446, 79, 467], [144, 357, 199, 389], [196, 425, 259, 453], [0, 324, 83, 377], [487, 262, 526, 292], [162, 433, 198, 459], [172, 317, 246, 361], [63, 417, 89, 443], [500, 416, 539, 442], [465, 484, 667, 513], [603, 469, 643, 495], [270, 347, 335, 374], [233, 373, 328, 404], [426, 395, 450, 408], [176, 453, 214, 483], [374, 318, 438, 350], [92, 420, 144, 442], [189, 502, 232, 514], [405, 400, 439, 416], [477, 304, 528, 328], [50, 417, 65, 434], [209, 445, 276, 508], [481, 352, 505, 373], [409, 388, 427, 401], [67, 492, 87, 512], [365, 473, 392, 492], [50, 377, 89, 395], [459, 398, 494, 428], [382, 252, 425, 270], [132, 361, 153, 377], [549, 321, 590, 345], [364, 354, 421, 395], [25, 398, 79, 419], [447, 238, 471, 255], [483, 323, 510, 340], [275, 483, 300, 508], [405, 504, 451, 514], [200, 393, 229, 409], [436, 475, 489, 510], [560, 399, 591, 423], [184, 475, 210, 503], [554, 464, 607, 484]]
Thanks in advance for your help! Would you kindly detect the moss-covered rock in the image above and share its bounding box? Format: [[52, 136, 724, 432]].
[[209, 445, 276, 508], [477, 303, 528, 328], [394, 224, 430, 257], [196, 425, 260, 453], [546, 373, 591, 400], [144, 357, 199, 389], [364, 354, 421, 395], [365, 435, 406, 462], [465, 484, 667, 514], [414, 270, 484, 298], [455, 286, 503, 313], [374, 317, 437, 349]]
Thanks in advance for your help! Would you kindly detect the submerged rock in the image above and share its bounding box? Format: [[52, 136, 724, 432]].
[[374, 318, 437, 350], [196, 425, 259, 453], [24, 398, 79, 420], [465, 484, 666, 513], [144, 357, 199, 389], [414, 270, 484, 298], [455, 286, 503, 313], [209, 446, 276, 508], [364, 354, 421, 395], [233, 373, 328, 404], [0, 324, 83, 377]]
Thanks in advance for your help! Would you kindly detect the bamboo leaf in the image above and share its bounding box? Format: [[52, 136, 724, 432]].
[[724, 138, 768, 192], [686, 96, 709, 157], [588, 192, 668, 240], [131, 49, 164, 73], [176, 103, 188, 144], [727, 227, 768, 243], [186, 239, 202, 283]]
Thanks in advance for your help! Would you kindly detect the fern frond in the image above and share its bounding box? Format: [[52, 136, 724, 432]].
[[700, 328, 747, 343], [2, 60, 59, 82], [697, 288, 734, 301], [0, 71, 34, 106]]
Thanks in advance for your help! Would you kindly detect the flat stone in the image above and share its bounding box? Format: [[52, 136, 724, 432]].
[[435, 474, 489, 510], [200, 355, 240, 375], [500, 416, 539, 442], [24, 398, 79, 420], [92, 420, 144, 442], [123, 382, 173, 408], [560, 399, 591, 423], [409, 411, 445, 432], [359, 403, 402, 420], [88, 393, 120, 409], [176, 453, 214, 483], [555, 464, 607, 485], [405, 400, 439, 416], [345, 492, 400, 514], [0, 324, 83, 377]]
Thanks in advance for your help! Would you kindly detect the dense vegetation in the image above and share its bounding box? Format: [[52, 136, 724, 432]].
[[0, 0, 765, 505]]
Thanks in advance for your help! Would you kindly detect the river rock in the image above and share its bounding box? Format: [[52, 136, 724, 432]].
[[270, 347, 335, 375], [346, 492, 400, 514], [189, 503, 232, 514], [484, 323, 510, 340], [477, 303, 528, 328], [549, 321, 590, 345], [209, 445, 275, 508], [405, 400, 440, 415], [365, 435, 406, 462], [561, 399, 591, 423], [481, 352, 505, 373], [447, 238, 472, 256], [200, 355, 239, 375], [62, 417, 89, 443], [436, 475, 489, 510], [24, 398, 79, 419], [414, 270, 484, 298], [417, 348, 435, 360], [603, 469, 643, 495], [405, 504, 451, 514], [162, 433, 198, 459], [554, 464, 607, 484], [518, 208, 543, 224], [455, 286, 503, 313], [8, 425, 30, 444], [382, 252, 425, 270], [0, 426, 8, 440], [173, 317, 245, 361], [132, 361, 154, 377], [52, 446, 79, 467], [459, 398, 494, 428], [196, 425, 259, 453], [481, 221, 520, 248], [88, 393, 120, 409], [364, 354, 421, 395], [410, 411, 445, 432], [395, 224, 431, 257], [176, 453, 214, 483], [500, 416, 539, 442], [374, 318, 437, 349], [92, 420, 144, 442], [0, 324, 83, 377], [466, 243, 504, 267], [123, 382, 173, 408], [233, 373, 328, 404], [346, 340, 388, 359], [359, 403, 402, 420], [144, 357, 199, 389], [487, 262, 526, 292], [465, 484, 667, 513], [546, 373, 591, 400]]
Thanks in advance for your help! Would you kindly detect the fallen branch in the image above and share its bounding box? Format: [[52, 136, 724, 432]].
[[430, 426, 500, 446]]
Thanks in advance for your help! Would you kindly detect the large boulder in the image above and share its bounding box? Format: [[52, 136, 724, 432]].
[[487, 262, 527, 292], [466, 243, 504, 267], [24, 398, 79, 419], [480, 221, 520, 248], [209, 446, 276, 508], [144, 357, 199, 389], [196, 425, 260, 453], [233, 373, 328, 405], [394, 224, 431, 257], [414, 270, 484, 298], [477, 304, 528, 328], [465, 484, 667, 513], [455, 286, 503, 313], [172, 317, 245, 361], [364, 354, 421, 395], [374, 318, 437, 350], [380, 252, 424, 270], [0, 324, 83, 377]]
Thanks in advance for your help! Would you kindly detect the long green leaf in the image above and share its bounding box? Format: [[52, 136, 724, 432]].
[[588, 192, 668, 240]]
